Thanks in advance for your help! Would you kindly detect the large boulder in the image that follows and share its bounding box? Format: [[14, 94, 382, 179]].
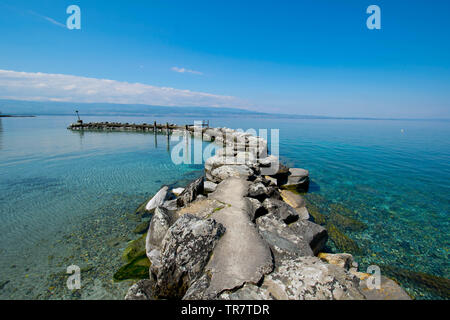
[[256, 213, 327, 261], [145, 186, 169, 212], [176, 177, 204, 207], [259, 155, 289, 176], [262, 198, 298, 223], [151, 214, 225, 299], [280, 190, 309, 220]]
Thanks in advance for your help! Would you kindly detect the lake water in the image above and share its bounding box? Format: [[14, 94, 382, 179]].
[[0, 115, 448, 299]]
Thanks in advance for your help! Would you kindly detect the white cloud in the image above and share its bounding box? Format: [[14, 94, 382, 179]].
[[0, 69, 246, 108], [28, 10, 66, 28], [171, 67, 203, 75]]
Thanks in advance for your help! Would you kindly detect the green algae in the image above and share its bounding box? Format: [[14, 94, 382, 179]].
[[329, 212, 367, 232], [133, 220, 150, 234], [113, 254, 150, 282], [114, 232, 151, 282], [122, 233, 147, 263], [326, 223, 362, 255], [379, 265, 450, 299]]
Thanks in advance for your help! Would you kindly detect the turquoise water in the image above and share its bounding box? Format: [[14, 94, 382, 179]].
[[0, 116, 449, 299]]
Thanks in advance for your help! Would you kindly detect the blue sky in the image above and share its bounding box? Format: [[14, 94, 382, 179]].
[[0, 0, 449, 118]]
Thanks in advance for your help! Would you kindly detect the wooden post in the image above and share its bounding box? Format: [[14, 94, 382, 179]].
[[154, 121, 157, 133]]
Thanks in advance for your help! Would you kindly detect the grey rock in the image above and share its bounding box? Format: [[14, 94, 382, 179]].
[[177, 177, 204, 207], [223, 256, 365, 300], [358, 275, 411, 300], [161, 199, 178, 211], [204, 181, 217, 193], [145, 206, 171, 257], [247, 182, 268, 200], [182, 273, 213, 300], [152, 214, 225, 299], [256, 214, 315, 260], [289, 219, 328, 255], [145, 186, 169, 212], [262, 198, 298, 224], [219, 283, 274, 300], [245, 197, 265, 221]]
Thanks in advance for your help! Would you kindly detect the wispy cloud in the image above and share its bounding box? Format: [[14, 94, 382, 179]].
[[0, 69, 246, 108], [171, 67, 203, 75], [27, 10, 66, 28]]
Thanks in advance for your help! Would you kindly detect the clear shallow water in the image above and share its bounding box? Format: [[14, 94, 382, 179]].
[[0, 115, 449, 299]]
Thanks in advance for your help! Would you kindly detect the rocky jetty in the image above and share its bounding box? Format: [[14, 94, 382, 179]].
[[118, 126, 410, 300]]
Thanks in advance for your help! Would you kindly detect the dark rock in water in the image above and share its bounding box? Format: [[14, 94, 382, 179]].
[[326, 223, 361, 254], [151, 214, 225, 299], [125, 279, 155, 300], [379, 265, 450, 299], [133, 220, 150, 234], [177, 177, 204, 207], [262, 198, 298, 224], [113, 254, 150, 282]]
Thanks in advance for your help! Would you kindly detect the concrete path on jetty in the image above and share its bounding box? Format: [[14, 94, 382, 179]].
[[204, 177, 273, 297]]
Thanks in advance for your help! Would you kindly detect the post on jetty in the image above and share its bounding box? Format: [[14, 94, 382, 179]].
[[75, 110, 82, 124]]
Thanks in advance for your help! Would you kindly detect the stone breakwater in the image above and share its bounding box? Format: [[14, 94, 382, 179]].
[[68, 123, 411, 300]]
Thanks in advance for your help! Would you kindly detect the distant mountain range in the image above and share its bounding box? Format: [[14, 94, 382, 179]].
[[0, 99, 446, 121], [0, 99, 332, 119]]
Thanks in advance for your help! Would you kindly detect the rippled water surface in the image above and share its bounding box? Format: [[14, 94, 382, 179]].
[[0, 116, 449, 299]]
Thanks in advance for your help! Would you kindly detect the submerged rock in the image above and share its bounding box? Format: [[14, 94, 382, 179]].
[[280, 168, 310, 191], [113, 254, 150, 282], [133, 219, 150, 234], [152, 214, 225, 299]]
